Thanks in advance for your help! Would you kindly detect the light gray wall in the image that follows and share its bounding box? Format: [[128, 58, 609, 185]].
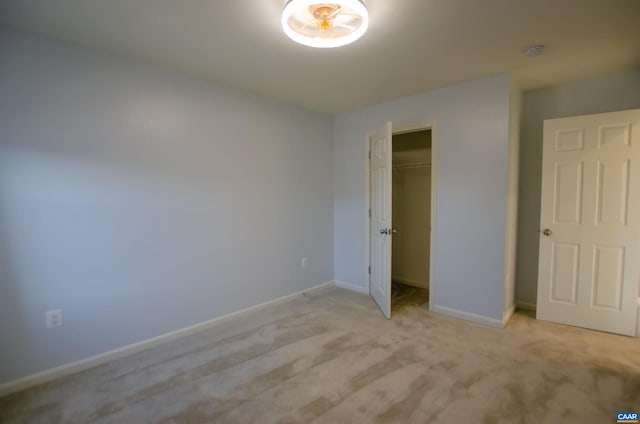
[[334, 74, 511, 321], [0, 27, 334, 383], [516, 69, 640, 305]]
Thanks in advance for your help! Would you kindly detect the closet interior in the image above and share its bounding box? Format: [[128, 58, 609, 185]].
[[391, 129, 431, 310]]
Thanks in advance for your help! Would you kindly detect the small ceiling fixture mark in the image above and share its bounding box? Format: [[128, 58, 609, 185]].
[[524, 44, 545, 57]]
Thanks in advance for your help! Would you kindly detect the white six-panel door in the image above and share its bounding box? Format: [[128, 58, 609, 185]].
[[370, 122, 393, 319], [537, 109, 640, 336]]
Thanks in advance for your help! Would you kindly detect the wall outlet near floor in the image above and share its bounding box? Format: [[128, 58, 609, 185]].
[[301, 257, 308, 269], [46, 309, 63, 328]]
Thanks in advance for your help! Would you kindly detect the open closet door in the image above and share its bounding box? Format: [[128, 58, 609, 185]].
[[369, 122, 393, 319]]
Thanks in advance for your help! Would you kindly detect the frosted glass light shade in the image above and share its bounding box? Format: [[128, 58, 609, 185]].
[[281, 0, 369, 48]]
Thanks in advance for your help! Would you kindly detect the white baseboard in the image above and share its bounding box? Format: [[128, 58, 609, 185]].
[[334, 280, 369, 294], [430, 304, 504, 328], [0, 281, 335, 398], [516, 302, 537, 312], [502, 304, 516, 327]]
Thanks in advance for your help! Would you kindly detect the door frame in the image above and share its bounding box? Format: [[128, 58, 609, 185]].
[[366, 121, 438, 311]]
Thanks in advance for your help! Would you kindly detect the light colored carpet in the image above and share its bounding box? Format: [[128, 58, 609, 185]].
[[1, 286, 639, 423]]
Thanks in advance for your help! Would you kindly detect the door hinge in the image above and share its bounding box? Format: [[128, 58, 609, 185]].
[[368, 266, 371, 274], [369, 209, 371, 218], [368, 151, 371, 159]]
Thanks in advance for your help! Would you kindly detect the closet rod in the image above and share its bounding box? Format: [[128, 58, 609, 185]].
[[393, 162, 431, 170]]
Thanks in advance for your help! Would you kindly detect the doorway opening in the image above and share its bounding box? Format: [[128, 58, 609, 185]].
[[390, 130, 431, 315], [367, 121, 436, 319]]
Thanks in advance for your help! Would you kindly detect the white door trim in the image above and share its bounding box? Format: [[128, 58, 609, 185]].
[[366, 121, 438, 310]]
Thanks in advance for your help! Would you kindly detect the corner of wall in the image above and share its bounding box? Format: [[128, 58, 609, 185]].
[[503, 76, 522, 315], [637, 297, 640, 338]]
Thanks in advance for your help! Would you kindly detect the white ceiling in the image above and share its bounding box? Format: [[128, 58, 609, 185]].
[[1, 0, 638, 113]]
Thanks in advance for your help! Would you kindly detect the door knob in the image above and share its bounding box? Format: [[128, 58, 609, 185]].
[[542, 228, 552, 236], [380, 229, 388, 235]]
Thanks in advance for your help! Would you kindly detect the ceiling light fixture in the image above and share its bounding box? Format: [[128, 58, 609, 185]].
[[281, 0, 369, 48]]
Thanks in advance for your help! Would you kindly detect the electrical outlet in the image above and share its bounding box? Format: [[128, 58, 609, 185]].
[[46, 309, 63, 328], [301, 257, 308, 269]]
